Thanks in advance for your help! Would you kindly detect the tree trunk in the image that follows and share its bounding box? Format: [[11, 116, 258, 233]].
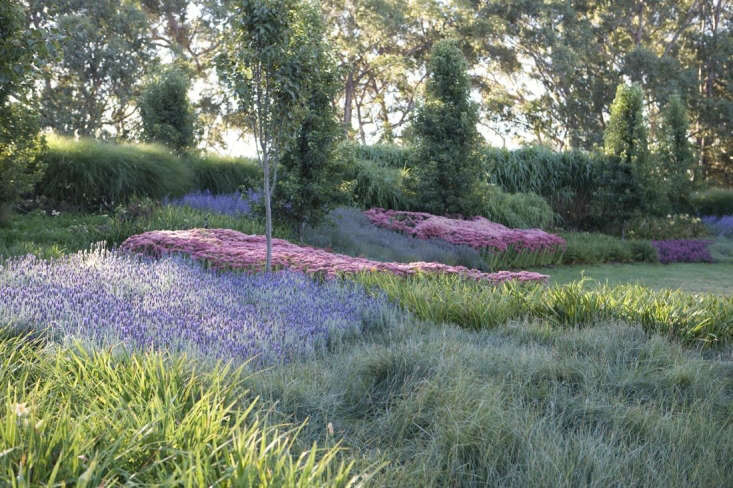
[[263, 152, 273, 272], [343, 70, 354, 132]]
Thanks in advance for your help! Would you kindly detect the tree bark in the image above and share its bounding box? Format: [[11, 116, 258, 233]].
[[343, 70, 354, 131], [262, 151, 273, 272]]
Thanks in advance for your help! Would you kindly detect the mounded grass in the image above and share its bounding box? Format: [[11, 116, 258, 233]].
[[40, 135, 194, 209], [37, 135, 263, 210], [0, 334, 360, 486], [354, 273, 733, 345], [245, 317, 733, 487], [2, 299, 731, 486], [187, 152, 261, 194], [538, 262, 733, 295]]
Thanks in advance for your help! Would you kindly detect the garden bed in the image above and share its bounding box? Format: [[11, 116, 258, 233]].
[[364, 208, 565, 268], [121, 228, 549, 283]]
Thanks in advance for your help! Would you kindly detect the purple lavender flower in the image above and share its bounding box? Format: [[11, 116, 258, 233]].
[[651, 239, 714, 264], [0, 248, 388, 365], [702, 216, 733, 238], [165, 190, 261, 216]]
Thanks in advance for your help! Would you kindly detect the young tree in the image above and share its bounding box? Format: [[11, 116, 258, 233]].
[[659, 93, 694, 212], [411, 40, 481, 216], [217, 0, 317, 271], [603, 83, 659, 221], [274, 11, 346, 239], [604, 83, 650, 169], [140, 68, 196, 152], [0, 0, 46, 225]]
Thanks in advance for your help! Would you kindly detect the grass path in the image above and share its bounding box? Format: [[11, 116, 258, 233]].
[[534, 262, 733, 295]]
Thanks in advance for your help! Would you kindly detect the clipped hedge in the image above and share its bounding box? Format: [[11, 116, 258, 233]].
[[37, 136, 262, 209]]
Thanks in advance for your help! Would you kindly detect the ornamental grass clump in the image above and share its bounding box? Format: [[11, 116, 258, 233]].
[[0, 247, 388, 364], [355, 273, 732, 345], [0, 335, 359, 486], [364, 208, 565, 268], [121, 228, 549, 284], [651, 239, 713, 264]]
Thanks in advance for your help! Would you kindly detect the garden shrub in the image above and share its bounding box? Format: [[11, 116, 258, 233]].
[[651, 239, 713, 264], [657, 94, 694, 213], [626, 214, 709, 240], [274, 42, 347, 238], [691, 187, 733, 216], [39, 135, 193, 209]]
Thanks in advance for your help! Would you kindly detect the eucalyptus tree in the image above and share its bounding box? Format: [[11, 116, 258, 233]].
[[27, 0, 157, 139], [217, 0, 322, 271]]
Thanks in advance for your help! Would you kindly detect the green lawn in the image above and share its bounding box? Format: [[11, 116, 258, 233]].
[[535, 262, 733, 295]]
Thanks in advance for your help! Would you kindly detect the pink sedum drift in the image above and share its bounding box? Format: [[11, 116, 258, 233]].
[[364, 208, 565, 252], [121, 228, 548, 284]]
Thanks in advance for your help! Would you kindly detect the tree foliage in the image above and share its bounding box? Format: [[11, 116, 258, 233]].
[[0, 0, 45, 223], [140, 68, 196, 152], [659, 94, 695, 212], [601, 83, 653, 231], [274, 10, 347, 237], [410, 40, 480, 216], [28, 0, 156, 138]]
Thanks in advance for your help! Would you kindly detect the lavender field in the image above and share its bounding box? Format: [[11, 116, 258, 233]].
[[0, 247, 388, 364]]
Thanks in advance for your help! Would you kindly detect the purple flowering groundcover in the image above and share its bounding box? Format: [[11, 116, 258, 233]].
[[0, 248, 388, 364], [651, 239, 713, 264], [702, 215, 733, 237], [164, 190, 260, 216]]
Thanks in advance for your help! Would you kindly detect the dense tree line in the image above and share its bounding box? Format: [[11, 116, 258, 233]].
[[8, 0, 732, 183]]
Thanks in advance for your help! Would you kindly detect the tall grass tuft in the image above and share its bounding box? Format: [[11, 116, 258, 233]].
[[0, 334, 361, 486], [342, 159, 412, 210], [186, 152, 262, 194]]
